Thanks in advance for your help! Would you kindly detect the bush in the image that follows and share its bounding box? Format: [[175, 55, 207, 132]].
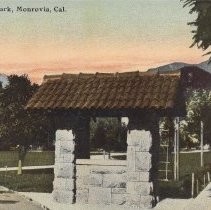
[[159, 179, 191, 200]]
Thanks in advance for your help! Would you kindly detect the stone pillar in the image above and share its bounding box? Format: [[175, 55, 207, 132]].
[[125, 117, 160, 208], [52, 130, 76, 203], [74, 117, 90, 159]]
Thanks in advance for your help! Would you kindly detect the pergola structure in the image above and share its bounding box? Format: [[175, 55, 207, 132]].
[[26, 66, 211, 208]]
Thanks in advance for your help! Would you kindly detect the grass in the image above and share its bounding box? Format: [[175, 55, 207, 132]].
[[0, 169, 53, 193], [1, 150, 210, 176], [158, 151, 211, 199], [0, 150, 210, 198], [0, 151, 54, 168], [0, 169, 193, 198], [158, 151, 211, 179], [179, 151, 211, 177], [112, 151, 211, 179], [112, 151, 211, 199]]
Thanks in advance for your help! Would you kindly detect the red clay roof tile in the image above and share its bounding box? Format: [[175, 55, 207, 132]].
[[26, 67, 211, 112]]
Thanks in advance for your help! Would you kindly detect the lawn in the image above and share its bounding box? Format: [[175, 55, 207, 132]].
[[158, 151, 211, 179], [0, 151, 54, 168], [0, 169, 53, 193], [0, 150, 210, 199], [159, 151, 211, 199], [179, 151, 211, 177], [0, 150, 210, 176]]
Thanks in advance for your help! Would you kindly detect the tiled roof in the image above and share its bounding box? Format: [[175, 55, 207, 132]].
[[26, 71, 182, 111]]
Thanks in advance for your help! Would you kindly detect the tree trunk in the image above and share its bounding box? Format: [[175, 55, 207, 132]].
[[17, 159, 22, 175]]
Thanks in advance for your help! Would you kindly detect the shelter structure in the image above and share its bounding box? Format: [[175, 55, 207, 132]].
[[26, 66, 211, 208]]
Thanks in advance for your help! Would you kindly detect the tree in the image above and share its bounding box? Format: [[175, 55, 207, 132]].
[[182, 0, 211, 58], [90, 118, 127, 152], [0, 75, 52, 174], [180, 89, 211, 148], [160, 90, 211, 149]]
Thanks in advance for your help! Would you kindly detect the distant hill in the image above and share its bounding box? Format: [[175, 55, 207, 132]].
[[0, 74, 9, 88], [147, 60, 211, 74], [197, 60, 211, 73]]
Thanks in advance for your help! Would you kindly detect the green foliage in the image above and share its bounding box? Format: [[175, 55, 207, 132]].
[[194, 163, 211, 183], [182, 0, 211, 58], [0, 75, 53, 154], [161, 90, 211, 148], [90, 118, 127, 151], [180, 90, 211, 147], [159, 180, 191, 200]]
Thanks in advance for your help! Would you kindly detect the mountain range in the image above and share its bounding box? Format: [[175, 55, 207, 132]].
[[147, 60, 211, 74], [0, 60, 210, 88]]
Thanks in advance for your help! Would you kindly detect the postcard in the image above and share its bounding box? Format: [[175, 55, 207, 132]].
[[0, 1, 210, 210]]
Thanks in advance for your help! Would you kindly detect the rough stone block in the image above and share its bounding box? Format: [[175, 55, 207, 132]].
[[141, 132, 152, 151], [56, 130, 74, 142], [82, 175, 90, 185], [127, 146, 136, 171], [53, 178, 74, 191], [54, 157, 64, 164], [135, 138, 152, 152], [76, 175, 90, 190], [82, 175, 90, 186], [52, 190, 74, 203], [76, 178, 83, 190], [60, 141, 75, 154], [126, 194, 141, 207], [91, 168, 126, 174], [89, 174, 103, 186], [111, 193, 127, 205], [127, 130, 141, 146], [127, 172, 140, 182], [112, 188, 127, 194], [127, 130, 151, 147], [103, 174, 126, 188], [55, 141, 61, 155], [76, 165, 90, 177], [139, 195, 153, 208], [89, 187, 112, 205], [62, 154, 75, 163], [139, 172, 150, 182], [76, 189, 89, 204], [135, 152, 152, 171], [134, 182, 153, 196], [127, 182, 153, 196], [54, 163, 74, 178], [55, 154, 74, 163]]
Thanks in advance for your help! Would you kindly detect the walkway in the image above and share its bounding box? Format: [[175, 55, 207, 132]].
[[157, 182, 211, 210], [184, 182, 211, 210], [0, 187, 43, 210], [19, 182, 211, 210], [18, 192, 189, 210], [19, 192, 138, 210]]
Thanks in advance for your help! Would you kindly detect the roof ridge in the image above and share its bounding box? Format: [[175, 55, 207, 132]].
[[43, 70, 182, 83]]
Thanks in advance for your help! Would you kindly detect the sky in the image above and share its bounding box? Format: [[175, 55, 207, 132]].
[[0, 0, 207, 83]]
